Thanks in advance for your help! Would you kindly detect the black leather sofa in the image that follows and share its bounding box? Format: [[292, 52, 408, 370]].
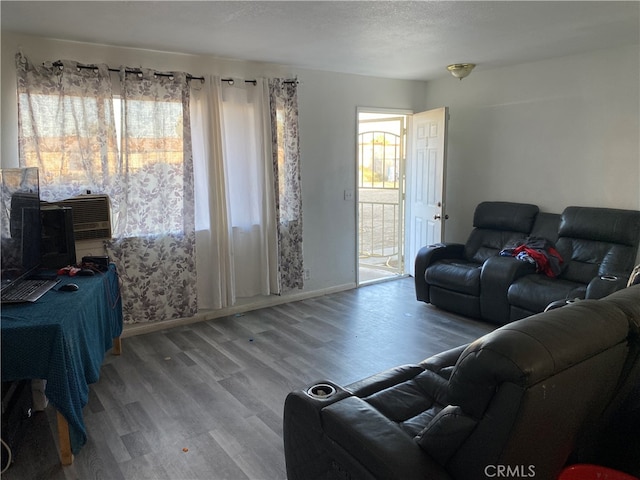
[[283, 285, 640, 480], [415, 201, 640, 324]]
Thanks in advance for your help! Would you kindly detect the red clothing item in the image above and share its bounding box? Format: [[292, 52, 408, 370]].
[[513, 245, 563, 277]]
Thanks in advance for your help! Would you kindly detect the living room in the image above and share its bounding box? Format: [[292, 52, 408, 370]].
[[2, 2, 639, 308], [1, 2, 639, 478]]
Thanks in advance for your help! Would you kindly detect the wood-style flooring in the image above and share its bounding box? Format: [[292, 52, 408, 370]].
[[3, 277, 495, 480]]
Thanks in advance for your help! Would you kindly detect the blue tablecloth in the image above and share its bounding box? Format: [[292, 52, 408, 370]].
[[1, 264, 123, 454]]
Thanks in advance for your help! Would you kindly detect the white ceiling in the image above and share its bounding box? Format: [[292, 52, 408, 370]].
[[2, 1, 639, 81]]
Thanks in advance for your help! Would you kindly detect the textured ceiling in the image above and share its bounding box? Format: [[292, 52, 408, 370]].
[[2, 1, 639, 81]]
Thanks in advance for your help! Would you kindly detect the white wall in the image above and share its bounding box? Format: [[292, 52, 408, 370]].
[[297, 70, 426, 289], [1, 33, 428, 296], [424, 44, 640, 244]]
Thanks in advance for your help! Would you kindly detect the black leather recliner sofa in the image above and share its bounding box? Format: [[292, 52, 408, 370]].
[[507, 206, 640, 321], [414, 201, 539, 319], [415, 201, 640, 324], [283, 285, 640, 480]]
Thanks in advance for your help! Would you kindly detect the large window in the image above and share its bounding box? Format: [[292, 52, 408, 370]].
[[16, 53, 303, 322], [17, 54, 197, 324]]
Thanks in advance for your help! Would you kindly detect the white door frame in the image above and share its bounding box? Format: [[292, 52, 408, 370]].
[[355, 107, 412, 286]]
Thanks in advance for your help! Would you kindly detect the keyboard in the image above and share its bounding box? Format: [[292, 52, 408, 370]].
[[1, 278, 60, 303]]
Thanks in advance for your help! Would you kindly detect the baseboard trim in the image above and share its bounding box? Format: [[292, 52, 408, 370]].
[[122, 282, 358, 338]]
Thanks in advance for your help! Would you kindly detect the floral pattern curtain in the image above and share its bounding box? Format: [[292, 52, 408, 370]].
[[16, 52, 197, 324], [269, 79, 304, 291], [15, 52, 118, 201], [105, 69, 197, 323]]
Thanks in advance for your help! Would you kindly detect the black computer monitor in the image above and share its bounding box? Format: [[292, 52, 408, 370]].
[[0, 168, 42, 289]]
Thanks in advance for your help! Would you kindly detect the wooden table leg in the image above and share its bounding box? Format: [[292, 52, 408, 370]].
[[113, 336, 122, 355], [56, 411, 74, 465]]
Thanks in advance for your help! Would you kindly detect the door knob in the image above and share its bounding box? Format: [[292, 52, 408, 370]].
[[434, 214, 450, 220]]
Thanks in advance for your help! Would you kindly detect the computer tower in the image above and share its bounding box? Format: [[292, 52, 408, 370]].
[[40, 204, 77, 269]]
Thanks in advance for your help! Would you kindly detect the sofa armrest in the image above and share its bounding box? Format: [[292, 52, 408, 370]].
[[321, 396, 453, 480], [347, 365, 425, 397], [420, 344, 468, 380], [480, 256, 537, 324], [415, 243, 465, 302], [586, 275, 629, 299], [284, 382, 353, 480]]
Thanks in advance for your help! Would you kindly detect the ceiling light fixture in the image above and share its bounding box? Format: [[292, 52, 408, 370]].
[[447, 63, 476, 80]]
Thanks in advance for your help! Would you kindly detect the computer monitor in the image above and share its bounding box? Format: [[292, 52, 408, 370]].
[[0, 168, 42, 290]]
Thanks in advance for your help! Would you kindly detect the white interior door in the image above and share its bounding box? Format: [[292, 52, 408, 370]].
[[404, 107, 448, 275]]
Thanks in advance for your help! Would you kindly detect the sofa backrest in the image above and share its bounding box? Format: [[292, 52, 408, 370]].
[[569, 285, 640, 465], [464, 202, 539, 263], [530, 211, 561, 244], [415, 293, 634, 479], [556, 206, 640, 283]]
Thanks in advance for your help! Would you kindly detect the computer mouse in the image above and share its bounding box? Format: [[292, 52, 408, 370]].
[[59, 283, 79, 292]]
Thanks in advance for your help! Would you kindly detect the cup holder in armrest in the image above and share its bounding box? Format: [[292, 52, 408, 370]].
[[290, 381, 351, 411], [545, 298, 580, 311], [600, 275, 619, 281], [307, 383, 337, 399]]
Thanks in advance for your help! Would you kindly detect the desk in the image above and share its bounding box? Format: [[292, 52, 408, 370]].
[[1, 264, 123, 464]]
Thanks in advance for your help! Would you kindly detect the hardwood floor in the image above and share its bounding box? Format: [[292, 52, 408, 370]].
[[3, 277, 495, 480]]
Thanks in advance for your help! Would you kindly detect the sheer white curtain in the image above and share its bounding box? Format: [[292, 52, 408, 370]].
[[192, 77, 278, 309], [191, 78, 233, 309]]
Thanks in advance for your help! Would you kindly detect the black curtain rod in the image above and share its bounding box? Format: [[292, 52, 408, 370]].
[[222, 78, 256, 85], [51, 62, 297, 85], [52, 61, 205, 82], [222, 78, 298, 85]]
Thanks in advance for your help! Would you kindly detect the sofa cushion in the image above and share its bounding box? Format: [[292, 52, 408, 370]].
[[463, 202, 539, 263], [464, 229, 528, 264], [320, 396, 449, 480], [557, 207, 640, 283], [530, 212, 561, 243], [559, 207, 640, 246], [363, 370, 449, 437], [508, 274, 586, 313], [425, 259, 482, 296], [415, 405, 477, 465], [473, 201, 539, 233], [558, 238, 639, 283]]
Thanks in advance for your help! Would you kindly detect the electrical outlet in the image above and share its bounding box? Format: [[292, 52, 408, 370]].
[[304, 269, 311, 280], [344, 189, 354, 201]]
